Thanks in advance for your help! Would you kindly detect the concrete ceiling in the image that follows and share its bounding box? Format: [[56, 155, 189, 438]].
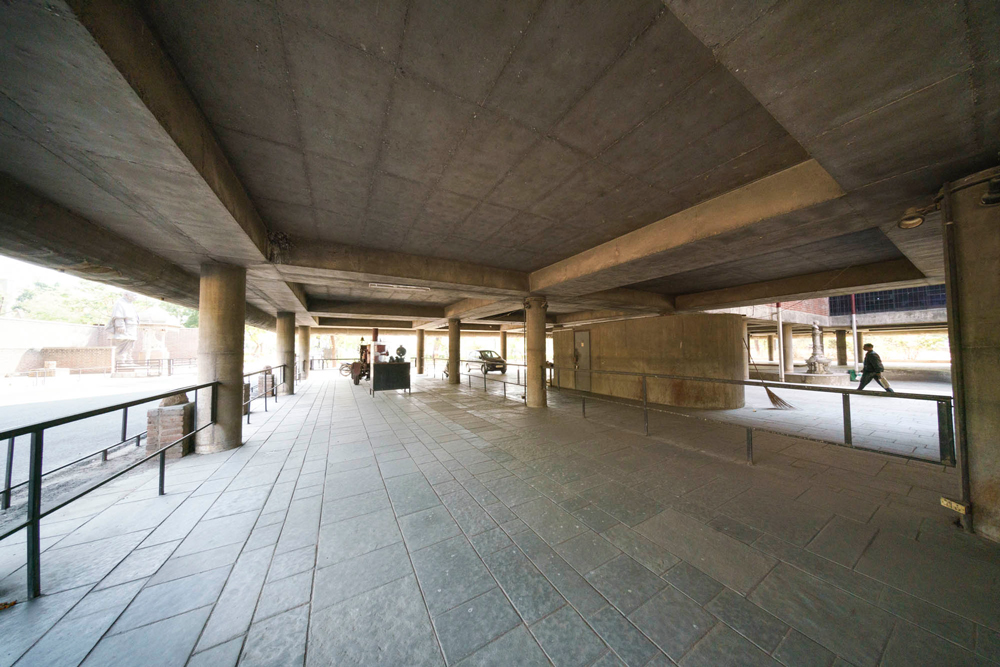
[[0, 0, 995, 331]]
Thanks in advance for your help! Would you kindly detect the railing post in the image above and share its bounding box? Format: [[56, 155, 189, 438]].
[[938, 400, 956, 465], [642, 376, 649, 436], [503, 382, 507, 399], [517, 367, 520, 385], [483, 373, 487, 392], [211, 382, 219, 424], [158, 451, 166, 496], [746, 427, 754, 465], [582, 396, 586, 418], [842, 394, 852, 445], [120, 407, 128, 445], [264, 375, 268, 412], [26, 429, 43, 599], [2, 436, 13, 510]]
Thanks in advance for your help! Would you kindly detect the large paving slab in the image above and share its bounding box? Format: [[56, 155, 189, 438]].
[[0, 373, 996, 666]]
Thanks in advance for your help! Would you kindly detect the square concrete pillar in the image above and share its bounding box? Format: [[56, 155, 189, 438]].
[[195, 263, 245, 453], [944, 169, 1000, 540], [447, 319, 460, 384], [277, 312, 295, 395], [297, 325, 311, 381]]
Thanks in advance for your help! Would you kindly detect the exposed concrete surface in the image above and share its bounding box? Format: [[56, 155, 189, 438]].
[[3, 0, 988, 331], [297, 326, 310, 381], [946, 170, 1000, 541], [553, 314, 744, 409], [276, 312, 295, 396], [2, 373, 995, 667], [524, 297, 548, 408], [447, 319, 460, 385], [195, 263, 246, 453], [416, 329, 425, 374]]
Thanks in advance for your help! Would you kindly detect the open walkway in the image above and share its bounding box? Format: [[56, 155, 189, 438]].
[[0, 372, 997, 666]]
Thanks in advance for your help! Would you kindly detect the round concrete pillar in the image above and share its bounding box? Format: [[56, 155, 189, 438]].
[[781, 323, 795, 373], [835, 330, 848, 366], [525, 297, 548, 408], [416, 329, 425, 374], [297, 325, 311, 380], [277, 312, 295, 395], [447, 319, 460, 384], [500, 331, 508, 361], [195, 263, 246, 454], [767, 335, 774, 362]]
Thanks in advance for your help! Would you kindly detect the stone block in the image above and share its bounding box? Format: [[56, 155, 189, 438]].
[[146, 401, 194, 458]]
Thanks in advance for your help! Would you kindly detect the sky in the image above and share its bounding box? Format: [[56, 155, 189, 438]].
[[0, 255, 92, 295]]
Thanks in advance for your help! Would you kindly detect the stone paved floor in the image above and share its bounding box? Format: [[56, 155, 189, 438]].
[[0, 372, 998, 666]]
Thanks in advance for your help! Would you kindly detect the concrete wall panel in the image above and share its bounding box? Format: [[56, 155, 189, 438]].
[[553, 314, 744, 408]]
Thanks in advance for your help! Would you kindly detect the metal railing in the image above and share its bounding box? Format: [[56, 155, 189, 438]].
[[430, 356, 529, 386], [0, 381, 219, 599], [543, 365, 956, 467], [242, 365, 286, 424], [437, 362, 527, 403]]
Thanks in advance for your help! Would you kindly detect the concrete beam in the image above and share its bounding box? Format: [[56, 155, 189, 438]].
[[554, 310, 660, 327], [572, 288, 675, 313], [417, 297, 523, 331], [317, 317, 415, 329], [279, 240, 529, 295], [529, 160, 845, 296], [307, 299, 444, 320], [67, 0, 269, 257], [675, 258, 928, 311], [66, 0, 309, 323], [0, 174, 276, 330]]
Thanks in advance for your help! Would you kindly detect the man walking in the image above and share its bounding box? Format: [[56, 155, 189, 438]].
[[857, 343, 894, 392]]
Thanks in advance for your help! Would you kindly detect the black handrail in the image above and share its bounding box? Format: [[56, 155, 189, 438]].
[[242, 365, 286, 424], [0, 381, 219, 599], [0, 382, 216, 441], [543, 364, 956, 466]]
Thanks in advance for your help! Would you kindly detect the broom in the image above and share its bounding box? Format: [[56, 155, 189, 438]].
[[742, 337, 795, 410]]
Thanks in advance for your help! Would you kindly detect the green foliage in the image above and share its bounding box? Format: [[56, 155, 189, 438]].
[[11, 280, 199, 327]]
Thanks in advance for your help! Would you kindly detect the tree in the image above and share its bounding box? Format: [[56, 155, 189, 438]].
[[10, 279, 198, 327]]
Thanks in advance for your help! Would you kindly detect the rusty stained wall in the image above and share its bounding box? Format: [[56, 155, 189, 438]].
[[553, 314, 745, 409]]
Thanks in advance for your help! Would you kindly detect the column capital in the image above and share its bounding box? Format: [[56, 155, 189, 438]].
[[523, 296, 548, 310]]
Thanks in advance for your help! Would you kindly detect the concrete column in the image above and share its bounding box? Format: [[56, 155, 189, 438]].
[[195, 263, 245, 454], [945, 170, 1000, 541], [525, 297, 548, 408], [742, 322, 750, 380], [500, 330, 508, 360], [297, 326, 310, 380], [447, 319, 460, 384], [835, 330, 848, 366], [276, 312, 295, 395], [372, 327, 379, 341], [781, 323, 795, 373], [767, 335, 774, 361], [416, 329, 425, 374]]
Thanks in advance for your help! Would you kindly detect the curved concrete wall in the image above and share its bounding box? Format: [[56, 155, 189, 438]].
[[553, 314, 745, 409]]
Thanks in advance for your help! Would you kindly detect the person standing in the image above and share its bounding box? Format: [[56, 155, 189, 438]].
[[856, 343, 893, 392]]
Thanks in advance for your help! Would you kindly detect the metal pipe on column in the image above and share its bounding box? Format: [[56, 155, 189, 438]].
[[776, 303, 786, 383]]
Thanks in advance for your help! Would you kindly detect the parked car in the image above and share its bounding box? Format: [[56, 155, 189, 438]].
[[466, 349, 507, 374]]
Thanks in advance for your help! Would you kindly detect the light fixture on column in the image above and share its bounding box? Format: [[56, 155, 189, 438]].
[[981, 177, 1000, 206], [898, 207, 924, 229]]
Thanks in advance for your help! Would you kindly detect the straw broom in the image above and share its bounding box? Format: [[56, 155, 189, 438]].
[[743, 337, 795, 410]]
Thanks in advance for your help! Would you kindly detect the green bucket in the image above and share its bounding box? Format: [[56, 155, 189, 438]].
[[848, 369, 857, 381]]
